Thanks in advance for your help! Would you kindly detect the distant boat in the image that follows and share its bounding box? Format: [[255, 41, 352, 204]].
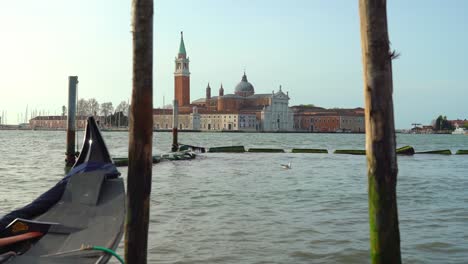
[[452, 127, 467, 135]]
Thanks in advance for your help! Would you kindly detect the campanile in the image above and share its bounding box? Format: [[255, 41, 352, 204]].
[[174, 32, 190, 106]]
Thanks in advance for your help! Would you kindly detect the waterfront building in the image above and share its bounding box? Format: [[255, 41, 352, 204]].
[[29, 116, 89, 129], [448, 119, 468, 128], [152, 108, 258, 132], [153, 107, 200, 130], [339, 114, 365, 133], [153, 33, 294, 132], [292, 106, 365, 132]]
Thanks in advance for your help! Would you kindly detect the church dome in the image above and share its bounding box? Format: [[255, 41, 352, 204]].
[[234, 72, 255, 97]]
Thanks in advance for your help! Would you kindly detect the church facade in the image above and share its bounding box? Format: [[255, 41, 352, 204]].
[[153, 32, 294, 132]]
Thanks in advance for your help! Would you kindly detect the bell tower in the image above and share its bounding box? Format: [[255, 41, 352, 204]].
[[174, 31, 190, 106]]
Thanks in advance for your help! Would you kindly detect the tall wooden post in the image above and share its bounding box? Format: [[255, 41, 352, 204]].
[[66, 76, 78, 167], [125, 0, 153, 263], [172, 99, 178, 152], [359, 1, 401, 263]]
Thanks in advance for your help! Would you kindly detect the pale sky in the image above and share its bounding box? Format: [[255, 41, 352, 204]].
[[1, 0, 467, 128]]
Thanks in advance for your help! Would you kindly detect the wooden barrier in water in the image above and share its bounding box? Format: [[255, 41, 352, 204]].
[[416, 149, 452, 155], [208, 146, 245, 153], [334, 149, 366, 155], [456, 150, 468, 155], [114, 156, 161, 167], [396, 146, 415, 155], [333, 146, 415, 156], [248, 148, 285, 153], [291, 148, 328, 153]]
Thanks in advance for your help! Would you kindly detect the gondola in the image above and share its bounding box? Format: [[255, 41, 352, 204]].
[[0, 117, 125, 263]]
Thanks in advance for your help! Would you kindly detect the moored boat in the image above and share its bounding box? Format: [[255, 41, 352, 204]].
[[452, 125, 467, 135], [0, 117, 125, 263]]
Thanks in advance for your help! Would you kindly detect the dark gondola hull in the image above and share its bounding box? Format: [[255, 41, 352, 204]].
[[1, 117, 125, 264]]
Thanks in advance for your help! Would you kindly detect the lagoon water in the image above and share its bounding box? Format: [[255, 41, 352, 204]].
[[1, 131, 467, 263]]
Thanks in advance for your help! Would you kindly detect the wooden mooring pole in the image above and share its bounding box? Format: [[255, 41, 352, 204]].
[[65, 76, 78, 167], [358, 0, 402, 263], [125, 0, 153, 263], [172, 99, 178, 152]]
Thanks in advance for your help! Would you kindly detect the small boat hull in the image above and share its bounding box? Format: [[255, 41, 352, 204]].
[[1, 117, 125, 264]]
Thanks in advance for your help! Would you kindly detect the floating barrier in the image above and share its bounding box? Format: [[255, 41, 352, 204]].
[[334, 149, 366, 155], [396, 145, 415, 155], [416, 149, 452, 155], [456, 150, 468, 155], [291, 148, 328, 153], [114, 156, 161, 167], [208, 146, 246, 153], [248, 148, 285, 153], [334, 146, 415, 156], [114, 153, 195, 167]]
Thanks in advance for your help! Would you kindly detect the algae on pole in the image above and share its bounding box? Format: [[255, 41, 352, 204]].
[[359, 0, 401, 262]]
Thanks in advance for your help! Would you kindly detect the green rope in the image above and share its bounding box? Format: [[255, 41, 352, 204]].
[[89, 246, 125, 264]]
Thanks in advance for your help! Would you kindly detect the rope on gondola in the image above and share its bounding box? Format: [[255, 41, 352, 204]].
[[41, 245, 125, 264], [88, 246, 125, 264]]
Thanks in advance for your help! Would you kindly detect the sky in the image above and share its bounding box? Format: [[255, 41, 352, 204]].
[[0, 0, 467, 128]]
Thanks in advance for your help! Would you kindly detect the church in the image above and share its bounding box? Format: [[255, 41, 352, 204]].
[[153, 32, 294, 132]]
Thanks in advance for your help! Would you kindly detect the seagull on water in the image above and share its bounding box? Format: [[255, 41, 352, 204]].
[[280, 162, 292, 169]]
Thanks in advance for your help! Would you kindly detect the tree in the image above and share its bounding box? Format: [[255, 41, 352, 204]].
[[88, 98, 100, 116], [77, 98, 90, 116], [110, 111, 128, 127], [115, 101, 130, 116], [100, 102, 114, 126], [101, 102, 114, 117], [62, 105, 67, 116], [434, 115, 453, 131]]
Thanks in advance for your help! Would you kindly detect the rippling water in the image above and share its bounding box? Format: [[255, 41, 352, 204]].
[[1, 131, 467, 263]]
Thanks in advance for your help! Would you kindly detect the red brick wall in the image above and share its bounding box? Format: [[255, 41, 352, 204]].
[[175, 76, 190, 106], [312, 116, 340, 132]]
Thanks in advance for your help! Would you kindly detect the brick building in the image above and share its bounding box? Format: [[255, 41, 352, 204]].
[[153, 32, 293, 132], [29, 116, 104, 130], [292, 106, 365, 132]]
